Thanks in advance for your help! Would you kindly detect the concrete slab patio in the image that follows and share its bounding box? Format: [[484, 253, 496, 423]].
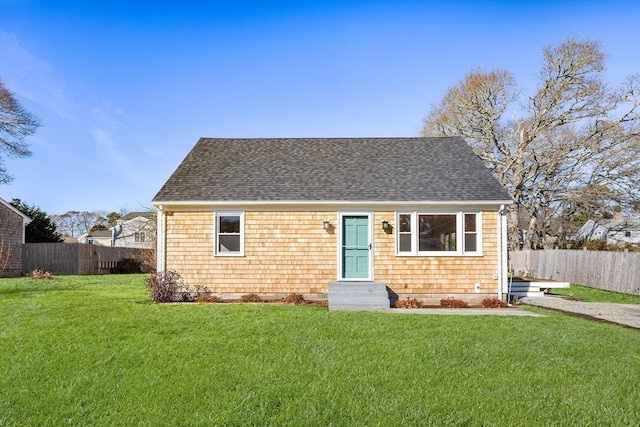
[[521, 296, 640, 329]]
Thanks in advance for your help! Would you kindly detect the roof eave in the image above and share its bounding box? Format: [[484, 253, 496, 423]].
[[152, 199, 514, 211]]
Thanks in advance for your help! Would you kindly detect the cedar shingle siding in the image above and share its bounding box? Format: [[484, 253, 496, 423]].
[[0, 201, 26, 277]]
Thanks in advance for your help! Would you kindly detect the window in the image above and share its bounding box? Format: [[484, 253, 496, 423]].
[[625, 231, 631, 238], [464, 214, 477, 252], [398, 214, 412, 252], [215, 212, 244, 256], [418, 214, 457, 252], [396, 212, 481, 255], [134, 231, 146, 243]]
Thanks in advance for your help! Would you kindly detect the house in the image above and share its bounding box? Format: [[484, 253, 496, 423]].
[[575, 217, 640, 246], [77, 229, 113, 246], [76, 212, 155, 249], [112, 211, 155, 249], [0, 196, 31, 277], [152, 137, 513, 308]]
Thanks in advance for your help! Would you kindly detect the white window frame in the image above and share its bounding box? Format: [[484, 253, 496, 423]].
[[134, 231, 146, 243], [395, 211, 482, 256], [214, 211, 245, 257]]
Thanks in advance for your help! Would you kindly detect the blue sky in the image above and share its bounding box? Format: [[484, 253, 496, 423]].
[[1, 0, 639, 214]]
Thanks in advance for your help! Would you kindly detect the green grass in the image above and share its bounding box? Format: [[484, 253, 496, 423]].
[[1, 275, 639, 426], [550, 283, 640, 304]]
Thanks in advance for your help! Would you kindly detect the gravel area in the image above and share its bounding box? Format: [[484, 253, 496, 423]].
[[521, 296, 640, 329]]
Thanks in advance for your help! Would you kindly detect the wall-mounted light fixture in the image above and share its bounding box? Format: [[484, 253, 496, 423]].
[[382, 220, 390, 230], [323, 219, 331, 231]]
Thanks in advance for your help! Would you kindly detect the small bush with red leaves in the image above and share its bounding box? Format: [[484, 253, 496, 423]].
[[481, 297, 507, 308], [31, 269, 53, 279], [197, 294, 223, 303], [283, 294, 306, 305], [394, 298, 424, 308], [439, 298, 469, 308], [240, 293, 263, 303]]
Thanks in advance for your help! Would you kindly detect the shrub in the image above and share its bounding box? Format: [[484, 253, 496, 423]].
[[147, 270, 184, 303], [481, 297, 507, 308], [240, 293, 263, 303], [196, 294, 223, 303], [283, 293, 306, 305], [439, 298, 468, 308], [394, 298, 424, 308], [31, 269, 53, 279], [111, 257, 142, 274]]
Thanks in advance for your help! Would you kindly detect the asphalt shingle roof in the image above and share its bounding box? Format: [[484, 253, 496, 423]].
[[119, 211, 155, 221], [88, 230, 112, 238], [153, 137, 512, 203]]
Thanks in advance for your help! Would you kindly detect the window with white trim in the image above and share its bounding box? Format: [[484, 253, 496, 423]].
[[396, 212, 481, 256], [134, 231, 146, 243], [215, 212, 244, 256]]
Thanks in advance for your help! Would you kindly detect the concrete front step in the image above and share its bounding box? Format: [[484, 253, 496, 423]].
[[328, 281, 390, 311]]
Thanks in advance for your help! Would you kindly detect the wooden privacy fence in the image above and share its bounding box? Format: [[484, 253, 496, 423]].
[[23, 243, 142, 275], [510, 249, 640, 295]]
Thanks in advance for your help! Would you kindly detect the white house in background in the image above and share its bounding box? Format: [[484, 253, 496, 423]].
[[77, 229, 113, 246], [575, 217, 640, 246], [77, 212, 155, 249], [112, 212, 155, 249]]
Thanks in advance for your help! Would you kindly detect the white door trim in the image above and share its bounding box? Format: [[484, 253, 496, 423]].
[[337, 211, 373, 281]]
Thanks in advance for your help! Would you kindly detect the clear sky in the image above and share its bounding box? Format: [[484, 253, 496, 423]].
[[1, 0, 639, 215]]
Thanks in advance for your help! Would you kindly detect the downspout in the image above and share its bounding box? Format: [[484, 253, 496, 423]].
[[497, 205, 508, 299], [156, 206, 167, 273]]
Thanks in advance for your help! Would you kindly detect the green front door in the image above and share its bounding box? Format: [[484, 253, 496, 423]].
[[342, 215, 370, 279]]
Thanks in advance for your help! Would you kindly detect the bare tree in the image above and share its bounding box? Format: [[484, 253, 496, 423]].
[[0, 79, 41, 184], [52, 211, 105, 237], [422, 38, 640, 249]]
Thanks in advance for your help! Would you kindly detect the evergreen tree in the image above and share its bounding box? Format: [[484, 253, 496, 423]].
[[10, 199, 62, 243]]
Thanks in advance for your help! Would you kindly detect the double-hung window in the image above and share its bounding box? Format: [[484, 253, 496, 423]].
[[396, 212, 481, 256], [134, 231, 146, 243], [215, 212, 244, 256]]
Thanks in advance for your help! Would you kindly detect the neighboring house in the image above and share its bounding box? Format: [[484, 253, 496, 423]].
[[76, 212, 156, 249], [78, 229, 113, 246], [152, 137, 513, 306], [575, 218, 640, 246], [112, 211, 155, 249], [0, 196, 31, 277]]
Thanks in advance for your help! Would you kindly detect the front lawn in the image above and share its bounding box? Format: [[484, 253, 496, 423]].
[[1, 275, 638, 425]]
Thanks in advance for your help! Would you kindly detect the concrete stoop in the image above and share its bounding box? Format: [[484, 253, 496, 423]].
[[508, 280, 570, 298], [328, 281, 390, 311]]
